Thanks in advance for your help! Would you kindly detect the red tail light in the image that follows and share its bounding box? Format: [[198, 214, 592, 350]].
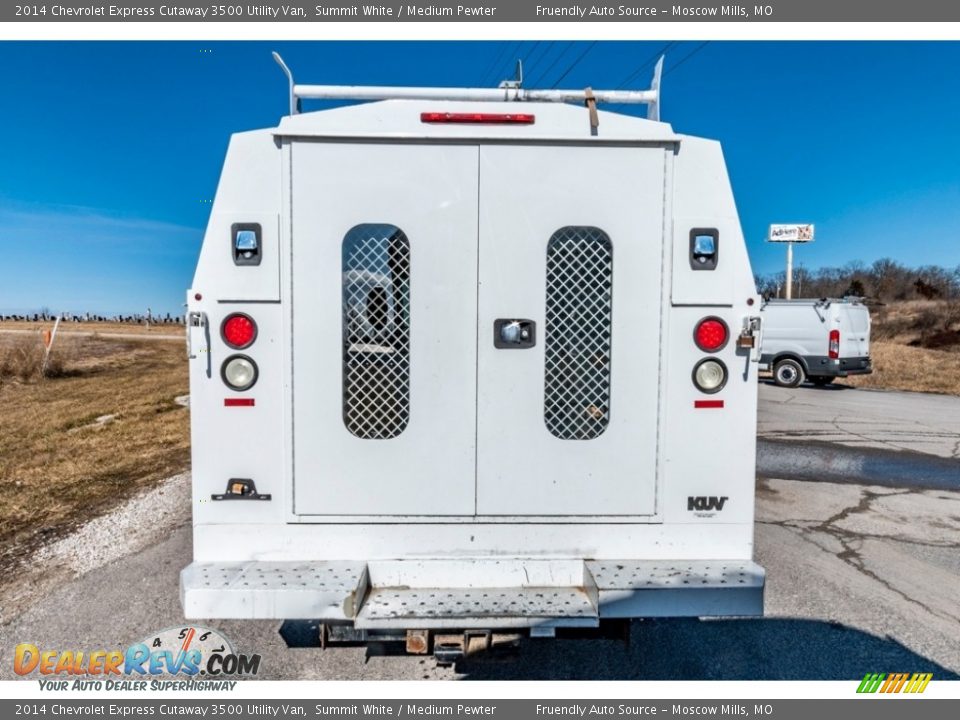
[[694, 317, 729, 352], [420, 112, 535, 125], [829, 329, 840, 359], [221, 313, 257, 349]]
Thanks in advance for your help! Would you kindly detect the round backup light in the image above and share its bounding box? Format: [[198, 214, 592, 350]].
[[693, 358, 728, 394], [221, 313, 257, 349], [221, 355, 258, 392], [694, 317, 729, 352]]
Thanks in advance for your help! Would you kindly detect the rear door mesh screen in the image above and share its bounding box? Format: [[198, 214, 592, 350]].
[[543, 227, 613, 440], [342, 224, 411, 439]]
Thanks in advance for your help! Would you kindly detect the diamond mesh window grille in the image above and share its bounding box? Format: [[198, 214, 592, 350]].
[[342, 224, 411, 439], [543, 227, 613, 440]]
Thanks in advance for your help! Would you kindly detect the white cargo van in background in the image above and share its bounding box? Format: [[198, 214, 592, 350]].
[[760, 298, 872, 387]]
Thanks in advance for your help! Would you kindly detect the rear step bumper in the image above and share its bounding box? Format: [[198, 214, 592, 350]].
[[181, 559, 764, 627]]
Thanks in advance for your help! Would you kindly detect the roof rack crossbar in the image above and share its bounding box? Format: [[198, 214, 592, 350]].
[[272, 53, 665, 121]]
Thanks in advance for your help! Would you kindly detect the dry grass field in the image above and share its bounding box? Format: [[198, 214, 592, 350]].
[[0, 330, 189, 572], [0, 320, 184, 336], [843, 340, 960, 395], [842, 299, 960, 395]]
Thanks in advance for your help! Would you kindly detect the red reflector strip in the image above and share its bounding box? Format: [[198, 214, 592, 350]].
[[224, 398, 255, 407], [694, 400, 724, 409], [420, 112, 535, 125]]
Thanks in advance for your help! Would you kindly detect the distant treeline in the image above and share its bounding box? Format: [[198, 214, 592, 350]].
[[5, 258, 960, 320], [756, 259, 960, 301], [0, 311, 183, 324]]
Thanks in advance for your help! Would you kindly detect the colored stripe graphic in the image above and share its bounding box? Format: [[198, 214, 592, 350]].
[[906, 673, 933, 693], [857, 673, 885, 693], [881, 673, 906, 693], [857, 672, 931, 693]]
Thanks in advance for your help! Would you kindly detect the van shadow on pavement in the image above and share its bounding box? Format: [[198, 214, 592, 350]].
[[278, 617, 959, 680], [451, 618, 960, 680], [760, 379, 852, 391]]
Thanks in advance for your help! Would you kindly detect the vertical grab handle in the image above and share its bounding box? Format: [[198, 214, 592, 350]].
[[737, 316, 763, 362], [187, 311, 212, 378], [750, 316, 763, 363], [187, 311, 206, 359]]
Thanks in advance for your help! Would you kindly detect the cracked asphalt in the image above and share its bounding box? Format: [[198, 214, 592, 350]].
[[758, 381, 960, 459], [1, 384, 958, 680], [755, 479, 960, 673]]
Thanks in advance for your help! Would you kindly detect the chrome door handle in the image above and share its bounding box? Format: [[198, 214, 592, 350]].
[[494, 319, 536, 349]]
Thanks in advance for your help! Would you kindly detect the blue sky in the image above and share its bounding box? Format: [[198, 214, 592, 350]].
[[1, 41, 959, 316]]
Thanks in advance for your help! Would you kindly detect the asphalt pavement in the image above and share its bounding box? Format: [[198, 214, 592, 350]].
[[2, 383, 958, 680], [758, 381, 960, 459]]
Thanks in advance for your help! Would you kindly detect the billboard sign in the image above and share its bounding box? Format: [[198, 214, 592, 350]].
[[768, 224, 815, 242]]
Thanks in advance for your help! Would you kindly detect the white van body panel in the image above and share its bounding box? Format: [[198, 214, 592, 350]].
[[182, 98, 765, 627]]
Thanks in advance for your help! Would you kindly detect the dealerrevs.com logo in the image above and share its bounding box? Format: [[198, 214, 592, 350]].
[[14, 626, 261, 691]]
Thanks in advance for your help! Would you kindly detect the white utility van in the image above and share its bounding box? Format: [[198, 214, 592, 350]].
[[760, 298, 872, 387], [180, 54, 766, 660]]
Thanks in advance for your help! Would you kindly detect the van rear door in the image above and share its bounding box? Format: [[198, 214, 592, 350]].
[[291, 140, 666, 519], [475, 145, 665, 517], [839, 304, 871, 358], [290, 142, 479, 516]]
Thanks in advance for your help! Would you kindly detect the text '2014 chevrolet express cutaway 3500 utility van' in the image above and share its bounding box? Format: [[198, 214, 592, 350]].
[[181, 53, 766, 661]]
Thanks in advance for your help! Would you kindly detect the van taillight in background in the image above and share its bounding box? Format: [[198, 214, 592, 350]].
[[829, 329, 840, 359]]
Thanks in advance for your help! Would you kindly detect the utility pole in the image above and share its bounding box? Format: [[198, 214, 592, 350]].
[[785, 243, 794, 299]]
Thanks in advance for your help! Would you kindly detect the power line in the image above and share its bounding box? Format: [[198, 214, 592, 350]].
[[524, 40, 554, 81], [521, 41, 542, 72], [550, 41, 598, 89], [484, 41, 521, 86], [493, 41, 525, 85], [529, 41, 575, 88], [530, 41, 555, 71], [479, 42, 511, 87], [664, 41, 711, 77], [616, 41, 677, 89]]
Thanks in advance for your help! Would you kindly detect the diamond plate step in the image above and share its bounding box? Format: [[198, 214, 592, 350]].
[[181, 561, 369, 620], [587, 560, 765, 618], [355, 586, 599, 629], [182, 559, 764, 624]]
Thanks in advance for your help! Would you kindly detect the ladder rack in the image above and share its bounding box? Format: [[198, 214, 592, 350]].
[[272, 52, 665, 121]]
